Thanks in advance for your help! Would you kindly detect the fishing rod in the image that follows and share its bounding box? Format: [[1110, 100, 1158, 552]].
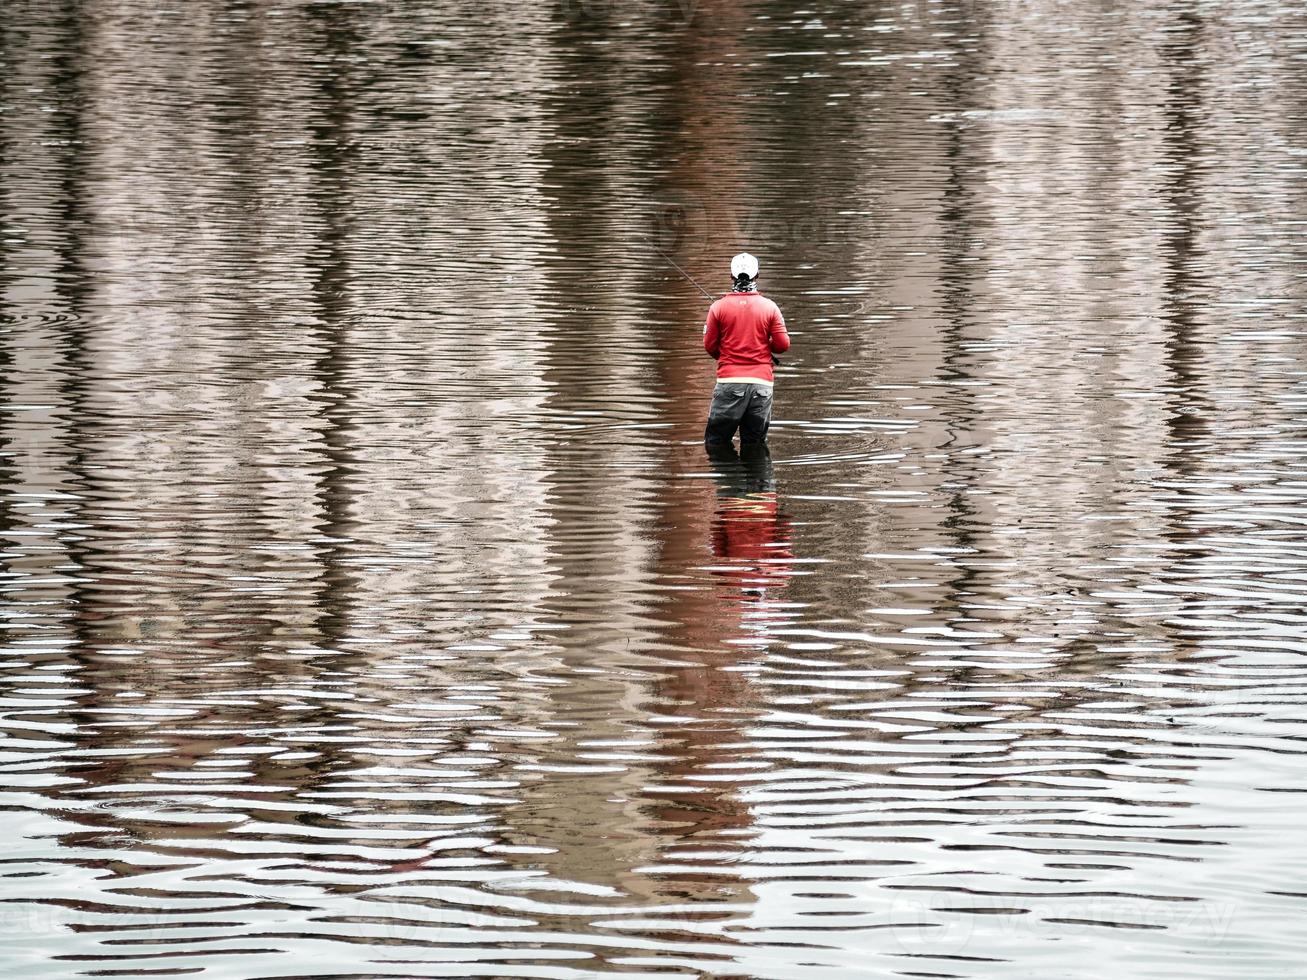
[[644, 237, 781, 366], [645, 237, 715, 302]]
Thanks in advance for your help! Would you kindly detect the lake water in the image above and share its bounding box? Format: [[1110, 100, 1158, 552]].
[[3, 1, 1307, 977]]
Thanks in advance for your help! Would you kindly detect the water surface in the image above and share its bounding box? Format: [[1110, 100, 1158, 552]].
[[3, 0, 1307, 977]]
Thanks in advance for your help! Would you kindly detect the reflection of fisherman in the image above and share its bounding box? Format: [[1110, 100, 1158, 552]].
[[703, 253, 791, 446], [641, 442, 794, 844], [705, 441, 793, 600]]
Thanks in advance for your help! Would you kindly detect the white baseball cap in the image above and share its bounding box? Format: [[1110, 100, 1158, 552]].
[[730, 252, 759, 279]]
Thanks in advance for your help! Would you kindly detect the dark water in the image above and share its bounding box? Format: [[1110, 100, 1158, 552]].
[[3, 0, 1307, 976]]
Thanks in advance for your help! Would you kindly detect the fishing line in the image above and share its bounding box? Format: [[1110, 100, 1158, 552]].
[[643, 236, 716, 301]]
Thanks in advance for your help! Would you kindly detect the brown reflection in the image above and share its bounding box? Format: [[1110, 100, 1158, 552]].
[[302, 0, 364, 645], [28, 0, 300, 850], [933, 12, 989, 635], [488, 0, 782, 903], [20, 0, 141, 799], [488, 11, 685, 900], [1149, 9, 1219, 663], [0, 0, 23, 605], [1158, 9, 1212, 471]]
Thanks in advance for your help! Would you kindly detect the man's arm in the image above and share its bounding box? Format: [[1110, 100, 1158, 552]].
[[770, 307, 791, 354], [704, 307, 721, 359]]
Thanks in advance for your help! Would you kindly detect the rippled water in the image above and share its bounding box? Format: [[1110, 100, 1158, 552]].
[[3, 1, 1307, 977]]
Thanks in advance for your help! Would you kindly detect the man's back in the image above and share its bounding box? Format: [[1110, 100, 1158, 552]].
[[704, 292, 790, 383]]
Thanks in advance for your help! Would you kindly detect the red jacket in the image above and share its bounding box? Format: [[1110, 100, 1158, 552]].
[[704, 292, 790, 383]]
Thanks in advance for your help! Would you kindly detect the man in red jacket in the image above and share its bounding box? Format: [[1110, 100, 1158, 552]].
[[703, 253, 791, 445]]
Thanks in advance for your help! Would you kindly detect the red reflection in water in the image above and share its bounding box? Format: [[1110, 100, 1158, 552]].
[[707, 442, 794, 606], [646, 443, 793, 848]]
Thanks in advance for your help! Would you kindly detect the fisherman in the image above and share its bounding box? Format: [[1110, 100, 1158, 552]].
[[703, 253, 790, 446]]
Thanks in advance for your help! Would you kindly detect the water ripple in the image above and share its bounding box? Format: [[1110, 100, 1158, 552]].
[[2, 0, 1307, 976]]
